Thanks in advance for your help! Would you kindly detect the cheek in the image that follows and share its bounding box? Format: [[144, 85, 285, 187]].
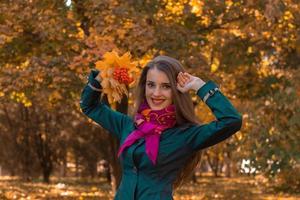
[[165, 90, 173, 99], [145, 87, 151, 97]]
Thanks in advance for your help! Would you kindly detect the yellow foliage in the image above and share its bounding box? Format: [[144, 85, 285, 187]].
[[67, 10, 74, 20], [259, 57, 272, 77], [138, 52, 154, 68], [190, 0, 204, 16], [123, 19, 134, 29], [210, 57, 220, 73], [16, 60, 29, 70], [116, 29, 126, 39], [230, 28, 244, 38], [95, 51, 138, 105], [77, 28, 85, 39], [254, 9, 264, 21], [2, 35, 13, 44], [9, 91, 32, 107], [247, 47, 253, 54], [49, 90, 63, 104], [74, 22, 85, 39], [225, 0, 233, 8], [262, 31, 271, 39], [283, 11, 294, 21], [288, 23, 295, 29], [200, 15, 211, 26], [164, 0, 185, 16]]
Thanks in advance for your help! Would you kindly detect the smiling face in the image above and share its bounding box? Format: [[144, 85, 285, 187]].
[[145, 67, 173, 110]]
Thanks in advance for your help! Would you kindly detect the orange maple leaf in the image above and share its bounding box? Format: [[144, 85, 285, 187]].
[[94, 50, 138, 105]]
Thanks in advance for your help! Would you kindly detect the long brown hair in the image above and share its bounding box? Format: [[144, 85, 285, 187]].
[[132, 55, 202, 188]]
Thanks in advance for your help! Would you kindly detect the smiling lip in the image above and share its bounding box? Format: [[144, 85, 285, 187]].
[[151, 98, 165, 105]]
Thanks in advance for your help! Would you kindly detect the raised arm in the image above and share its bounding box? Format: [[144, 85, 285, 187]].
[[80, 70, 133, 140], [185, 81, 242, 151]]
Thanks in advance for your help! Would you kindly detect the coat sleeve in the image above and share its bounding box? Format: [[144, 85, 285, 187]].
[[185, 81, 242, 151], [79, 70, 133, 140]]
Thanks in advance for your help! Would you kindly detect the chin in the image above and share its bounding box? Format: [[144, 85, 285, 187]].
[[149, 103, 169, 110], [150, 106, 165, 110]]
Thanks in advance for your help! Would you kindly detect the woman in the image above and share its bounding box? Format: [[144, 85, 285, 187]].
[[80, 55, 242, 200]]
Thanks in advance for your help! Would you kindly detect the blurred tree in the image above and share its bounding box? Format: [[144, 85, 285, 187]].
[[0, 0, 299, 192]]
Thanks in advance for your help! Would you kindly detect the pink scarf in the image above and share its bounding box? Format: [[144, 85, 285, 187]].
[[117, 100, 176, 165]]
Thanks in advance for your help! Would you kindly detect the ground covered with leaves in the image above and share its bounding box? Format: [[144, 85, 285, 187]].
[[0, 176, 299, 200]]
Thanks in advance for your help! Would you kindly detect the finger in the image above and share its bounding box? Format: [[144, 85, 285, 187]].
[[177, 72, 185, 86], [183, 72, 191, 81], [180, 72, 189, 83], [184, 73, 194, 84], [181, 76, 188, 84], [176, 83, 185, 93], [178, 72, 184, 80], [176, 72, 181, 82], [179, 72, 187, 82], [178, 79, 184, 87]]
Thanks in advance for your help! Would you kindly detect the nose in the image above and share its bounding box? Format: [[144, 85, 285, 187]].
[[153, 86, 161, 96]]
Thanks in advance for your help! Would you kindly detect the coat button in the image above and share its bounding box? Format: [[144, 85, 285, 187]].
[[133, 166, 137, 172]]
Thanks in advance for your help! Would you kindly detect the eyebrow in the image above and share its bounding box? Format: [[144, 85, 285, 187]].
[[146, 80, 171, 85]]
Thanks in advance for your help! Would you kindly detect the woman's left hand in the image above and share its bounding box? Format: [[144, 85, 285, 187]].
[[176, 72, 206, 93]]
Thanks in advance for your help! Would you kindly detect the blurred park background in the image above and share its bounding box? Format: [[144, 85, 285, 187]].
[[0, 0, 299, 199]]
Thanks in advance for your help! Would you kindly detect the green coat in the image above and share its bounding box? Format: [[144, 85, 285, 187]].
[[80, 70, 242, 200]]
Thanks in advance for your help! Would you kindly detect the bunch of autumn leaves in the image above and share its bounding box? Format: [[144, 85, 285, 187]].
[[95, 51, 139, 105]]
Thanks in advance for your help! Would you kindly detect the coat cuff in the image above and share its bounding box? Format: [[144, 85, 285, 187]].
[[87, 70, 102, 91], [196, 81, 219, 103]]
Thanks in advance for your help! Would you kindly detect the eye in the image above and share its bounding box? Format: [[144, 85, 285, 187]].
[[147, 82, 155, 88], [162, 84, 171, 89]]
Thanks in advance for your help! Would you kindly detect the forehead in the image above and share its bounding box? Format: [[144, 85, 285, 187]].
[[146, 68, 170, 83]]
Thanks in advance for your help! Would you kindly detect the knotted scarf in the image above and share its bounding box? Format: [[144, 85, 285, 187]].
[[117, 100, 176, 165]]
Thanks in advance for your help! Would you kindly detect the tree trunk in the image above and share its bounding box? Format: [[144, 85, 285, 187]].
[[2, 105, 22, 178], [21, 105, 32, 181], [75, 153, 80, 177], [109, 163, 117, 194], [59, 149, 67, 177], [42, 165, 52, 183], [32, 112, 54, 183], [106, 163, 112, 183], [108, 135, 122, 194], [224, 151, 232, 177], [205, 152, 220, 177], [73, 0, 91, 36]]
